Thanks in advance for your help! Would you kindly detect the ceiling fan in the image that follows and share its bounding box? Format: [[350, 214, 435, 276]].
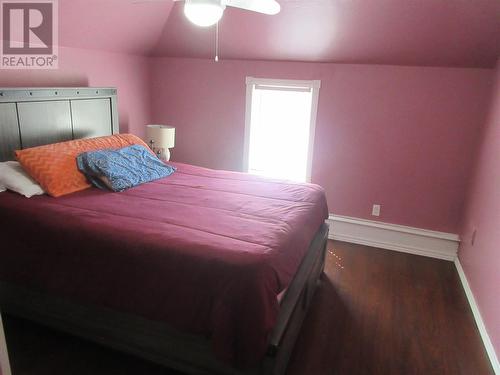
[[134, 0, 280, 61], [155, 0, 281, 27], [186, 0, 280, 27]]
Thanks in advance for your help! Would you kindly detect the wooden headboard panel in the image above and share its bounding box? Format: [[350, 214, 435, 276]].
[[0, 87, 119, 161]]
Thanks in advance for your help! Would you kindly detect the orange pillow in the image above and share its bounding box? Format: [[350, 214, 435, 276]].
[[16, 134, 151, 197]]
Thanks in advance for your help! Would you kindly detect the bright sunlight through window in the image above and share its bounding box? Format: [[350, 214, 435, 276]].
[[244, 78, 321, 182]]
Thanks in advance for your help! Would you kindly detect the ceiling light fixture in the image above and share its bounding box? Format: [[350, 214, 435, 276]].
[[184, 0, 225, 27]]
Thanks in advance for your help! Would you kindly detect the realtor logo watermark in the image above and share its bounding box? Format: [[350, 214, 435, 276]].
[[1, 0, 58, 69]]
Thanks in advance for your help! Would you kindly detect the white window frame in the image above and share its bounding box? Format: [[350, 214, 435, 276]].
[[243, 77, 321, 182]]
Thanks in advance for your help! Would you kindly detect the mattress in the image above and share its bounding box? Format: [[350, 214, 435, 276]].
[[0, 162, 328, 366]]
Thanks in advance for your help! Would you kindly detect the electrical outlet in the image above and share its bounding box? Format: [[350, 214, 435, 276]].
[[372, 204, 381, 217]]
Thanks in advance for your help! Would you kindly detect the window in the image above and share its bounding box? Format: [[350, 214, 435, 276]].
[[243, 77, 321, 182]]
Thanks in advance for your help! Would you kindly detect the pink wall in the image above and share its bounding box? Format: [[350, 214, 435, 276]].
[[150, 57, 493, 233], [459, 60, 500, 358], [0, 46, 152, 138]]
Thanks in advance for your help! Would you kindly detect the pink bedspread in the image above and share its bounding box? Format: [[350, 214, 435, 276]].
[[0, 162, 328, 366]]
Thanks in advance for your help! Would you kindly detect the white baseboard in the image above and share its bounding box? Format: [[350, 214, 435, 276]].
[[326, 214, 497, 372], [455, 259, 500, 374], [327, 214, 460, 261]]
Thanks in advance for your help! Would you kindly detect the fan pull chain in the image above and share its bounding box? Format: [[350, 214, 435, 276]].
[[215, 21, 219, 62]]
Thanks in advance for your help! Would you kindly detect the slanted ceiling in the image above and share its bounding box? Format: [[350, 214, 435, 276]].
[[60, 0, 500, 68]]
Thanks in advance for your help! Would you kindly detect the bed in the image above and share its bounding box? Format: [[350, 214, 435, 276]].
[[0, 88, 329, 375]]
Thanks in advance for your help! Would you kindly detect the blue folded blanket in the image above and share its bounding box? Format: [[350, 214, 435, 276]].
[[77, 144, 176, 192]]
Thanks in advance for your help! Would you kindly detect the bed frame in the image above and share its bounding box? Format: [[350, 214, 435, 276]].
[[0, 87, 118, 162], [0, 87, 329, 375]]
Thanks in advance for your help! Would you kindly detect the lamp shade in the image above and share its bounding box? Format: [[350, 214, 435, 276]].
[[146, 125, 175, 149]]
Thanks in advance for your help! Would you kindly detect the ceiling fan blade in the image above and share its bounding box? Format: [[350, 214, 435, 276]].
[[223, 0, 280, 15], [131, 0, 172, 3]]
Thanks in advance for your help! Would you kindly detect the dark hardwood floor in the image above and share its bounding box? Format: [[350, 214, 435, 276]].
[[3, 241, 494, 375]]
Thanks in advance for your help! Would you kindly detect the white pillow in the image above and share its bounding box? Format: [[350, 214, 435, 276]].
[[0, 161, 45, 198], [0, 168, 8, 193]]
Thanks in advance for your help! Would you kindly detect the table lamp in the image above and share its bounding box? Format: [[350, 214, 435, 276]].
[[146, 125, 175, 161]]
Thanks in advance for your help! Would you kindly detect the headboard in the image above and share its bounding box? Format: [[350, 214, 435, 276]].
[[0, 87, 119, 161]]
